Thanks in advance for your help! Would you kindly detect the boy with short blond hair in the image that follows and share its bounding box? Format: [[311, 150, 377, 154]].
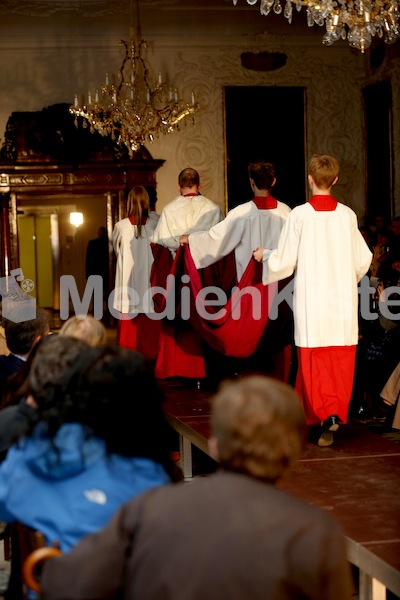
[[307, 153, 339, 189], [254, 153, 372, 446]]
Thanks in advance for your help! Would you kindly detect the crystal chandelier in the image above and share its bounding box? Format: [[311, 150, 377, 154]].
[[70, 0, 198, 154], [234, 0, 400, 52]]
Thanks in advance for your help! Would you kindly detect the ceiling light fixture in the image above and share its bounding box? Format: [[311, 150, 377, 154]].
[[70, 0, 198, 154], [234, 0, 399, 52]]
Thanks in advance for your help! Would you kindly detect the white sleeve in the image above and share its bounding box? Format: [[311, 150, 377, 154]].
[[262, 214, 299, 285], [189, 214, 244, 269]]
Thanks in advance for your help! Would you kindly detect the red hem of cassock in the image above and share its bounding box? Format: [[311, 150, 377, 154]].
[[155, 321, 206, 379], [295, 346, 356, 425], [116, 314, 161, 361]]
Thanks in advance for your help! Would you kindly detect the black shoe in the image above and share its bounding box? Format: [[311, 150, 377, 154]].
[[321, 415, 342, 429], [352, 405, 369, 418], [318, 415, 342, 447]]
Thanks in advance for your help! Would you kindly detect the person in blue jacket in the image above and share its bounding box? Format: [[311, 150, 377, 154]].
[[0, 338, 181, 553]]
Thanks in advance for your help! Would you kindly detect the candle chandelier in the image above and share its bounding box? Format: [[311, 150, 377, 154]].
[[70, 0, 198, 154], [234, 0, 399, 52]]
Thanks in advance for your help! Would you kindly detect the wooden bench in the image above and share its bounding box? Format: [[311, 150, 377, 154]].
[[163, 383, 400, 600]]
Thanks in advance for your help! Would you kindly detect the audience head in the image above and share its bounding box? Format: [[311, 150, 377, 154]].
[[248, 160, 276, 192], [308, 154, 339, 190], [3, 307, 50, 356], [25, 334, 91, 410], [178, 167, 200, 191], [1, 333, 89, 412], [373, 214, 388, 231], [59, 315, 106, 347], [126, 186, 150, 237], [209, 376, 305, 484], [37, 345, 180, 478]]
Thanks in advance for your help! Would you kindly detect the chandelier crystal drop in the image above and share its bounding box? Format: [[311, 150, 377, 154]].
[[70, 2, 198, 154], [233, 0, 400, 52]]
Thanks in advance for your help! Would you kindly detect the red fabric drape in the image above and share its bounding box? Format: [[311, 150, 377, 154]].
[[151, 244, 293, 352], [150, 244, 207, 378], [183, 247, 274, 357]]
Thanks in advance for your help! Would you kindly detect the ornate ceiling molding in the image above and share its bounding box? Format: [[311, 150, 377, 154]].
[[0, 0, 234, 18], [0, 1, 130, 17]]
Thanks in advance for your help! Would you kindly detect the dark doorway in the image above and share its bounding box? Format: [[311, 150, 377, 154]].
[[224, 86, 306, 211], [363, 80, 394, 223]]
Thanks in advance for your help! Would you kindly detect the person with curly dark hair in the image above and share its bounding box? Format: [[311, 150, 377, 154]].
[[0, 338, 180, 553], [0, 335, 90, 461]]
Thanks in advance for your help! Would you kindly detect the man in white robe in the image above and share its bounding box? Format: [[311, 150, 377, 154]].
[[180, 160, 291, 280], [150, 168, 222, 380], [254, 154, 372, 447], [150, 167, 223, 253]]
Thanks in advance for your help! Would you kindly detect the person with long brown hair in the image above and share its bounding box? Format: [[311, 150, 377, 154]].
[[112, 185, 161, 359]]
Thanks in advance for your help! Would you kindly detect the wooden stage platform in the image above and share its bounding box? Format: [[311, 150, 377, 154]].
[[162, 380, 400, 600]]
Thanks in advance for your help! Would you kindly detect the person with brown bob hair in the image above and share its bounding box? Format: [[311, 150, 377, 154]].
[[209, 375, 304, 483]]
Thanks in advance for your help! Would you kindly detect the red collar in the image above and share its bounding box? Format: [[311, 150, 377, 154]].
[[183, 193, 199, 197], [253, 196, 278, 209], [309, 195, 338, 211]]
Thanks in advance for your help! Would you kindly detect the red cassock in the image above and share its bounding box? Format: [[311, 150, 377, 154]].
[[116, 315, 161, 361]]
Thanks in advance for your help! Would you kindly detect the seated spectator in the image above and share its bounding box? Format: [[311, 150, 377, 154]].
[[59, 315, 106, 347], [381, 216, 400, 287], [0, 341, 181, 553], [370, 228, 391, 278], [41, 376, 352, 600], [2, 312, 107, 413], [0, 335, 90, 463], [0, 307, 50, 405], [351, 287, 400, 421]]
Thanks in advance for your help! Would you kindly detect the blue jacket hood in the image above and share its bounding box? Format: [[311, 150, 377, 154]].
[[24, 422, 111, 479]]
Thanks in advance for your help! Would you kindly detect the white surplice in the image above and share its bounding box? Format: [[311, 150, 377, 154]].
[[262, 200, 373, 348], [112, 215, 159, 314], [150, 194, 223, 251], [188, 199, 291, 280]]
